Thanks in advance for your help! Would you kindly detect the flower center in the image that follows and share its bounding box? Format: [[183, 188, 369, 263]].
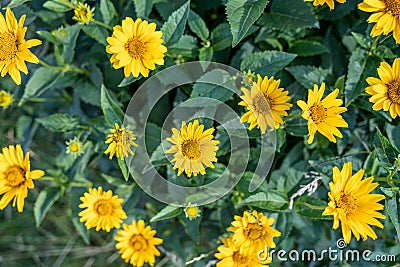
[[384, 0, 400, 16], [186, 206, 199, 217], [244, 223, 264, 240], [181, 139, 201, 160], [94, 200, 112, 216], [130, 234, 148, 251], [5, 165, 26, 187], [386, 80, 400, 104], [253, 93, 271, 113], [336, 192, 357, 214], [0, 32, 18, 61], [232, 251, 249, 265], [126, 37, 146, 59], [69, 143, 80, 153], [309, 103, 327, 124]]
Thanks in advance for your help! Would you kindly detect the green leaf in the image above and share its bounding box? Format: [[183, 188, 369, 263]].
[[286, 65, 330, 89], [226, 0, 269, 47], [239, 191, 288, 211], [188, 10, 209, 41], [34, 187, 61, 227], [351, 32, 371, 49], [383, 189, 400, 240], [133, 0, 153, 18], [70, 188, 89, 244], [191, 69, 235, 102], [293, 196, 330, 220], [118, 157, 130, 181], [100, 85, 124, 126], [168, 35, 199, 58], [374, 45, 396, 59], [82, 25, 108, 46], [100, 0, 118, 26], [344, 48, 367, 106], [210, 23, 232, 51], [150, 205, 182, 222], [61, 24, 81, 64], [19, 67, 62, 105], [374, 127, 399, 165], [7, 0, 31, 8], [240, 51, 297, 77], [199, 46, 213, 61], [259, 0, 319, 31], [161, 1, 190, 46], [289, 40, 329, 57], [43, 0, 73, 12], [36, 114, 81, 132], [118, 75, 141, 87], [37, 30, 58, 44], [144, 143, 170, 173], [145, 123, 162, 154]]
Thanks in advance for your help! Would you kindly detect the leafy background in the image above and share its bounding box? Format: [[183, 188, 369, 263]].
[[0, 0, 399, 266]]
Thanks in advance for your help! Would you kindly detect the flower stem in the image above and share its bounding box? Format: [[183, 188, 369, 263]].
[[92, 19, 113, 31], [284, 113, 302, 121]]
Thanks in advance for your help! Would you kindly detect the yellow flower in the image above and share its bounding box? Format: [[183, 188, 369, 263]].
[[297, 83, 348, 144], [365, 58, 400, 118], [358, 0, 400, 44], [73, 2, 94, 24], [78, 186, 127, 232], [0, 90, 12, 106], [0, 144, 44, 212], [105, 123, 138, 160], [165, 119, 219, 177], [239, 74, 292, 134], [66, 136, 84, 157], [184, 203, 201, 220], [322, 162, 386, 244], [228, 210, 281, 257], [106, 17, 167, 78], [0, 8, 42, 85], [215, 235, 271, 267], [305, 0, 346, 10], [115, 219, 163, 267]]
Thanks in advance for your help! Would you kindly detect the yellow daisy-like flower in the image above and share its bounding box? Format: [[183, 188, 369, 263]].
[[78, 186, 127, 232], [105, 123, 138, 160], [322, 162, 386, 244], [297, 83, 348, 144], [0, 144, 44, 212], [215, 235, 271, 267], [239, 74, 292, 134], [115, 219, 163, 267], [0, 90, 12, 106], [0, 8, 42, 85], [184, 203, 201, 220], [228, 210, 281, 257], [66, 136, 84, 157], [106, 17, 167, 78], [73, 2, 94, 25], [358, 0, 400, 44], [365, 58, 400, 118], [165, 119, 219, 177], [305, 0, 346, 10]]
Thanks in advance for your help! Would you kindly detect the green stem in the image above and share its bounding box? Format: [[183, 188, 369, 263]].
[[26, 97, 66, 102], [284, 113, 302, 121], [39, 59, 64, 71], [59, 0, 76, 9], [92, 19, 113, 31], [39, 60, 89, 76], [297, 202, 326, 210], [369, 35, 380, 53], [374, 175, 400, 185]]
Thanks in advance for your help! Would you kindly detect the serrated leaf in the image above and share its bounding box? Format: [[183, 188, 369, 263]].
[[168, 35, 199, 58], [384, 192, 400, 240], [161, 1, 190, 46], [188, 10, 209, 41], [150, 205, 182, 222], [351, 32, 371, 49], [100, 0, 117, 25], [34, 187, 61, 227], [100, 85, 124, 126], [293, 196, 330, 220], [133, 0, 153, 18], [259, 0, 319, 31], [286, 65, 330, 89], [289, 40, 329, 57], [118, 157, 129, 181], [241, 51, 297, 77], [61, 24, 81, 64], [118, 75, 142, 87], [239, 191, 288, 211], [82, 25, 108, 46], [19, 67, 62, 105], [43, 0, 72, 12], [199, 46, 213, 61], [344, 48, 367, 106], [374, 127, 399, 165], [210, 23, 232, 51], [226, 0, 269, 46], [7, 0, 30, 8], [36, 114, 81, 132]]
